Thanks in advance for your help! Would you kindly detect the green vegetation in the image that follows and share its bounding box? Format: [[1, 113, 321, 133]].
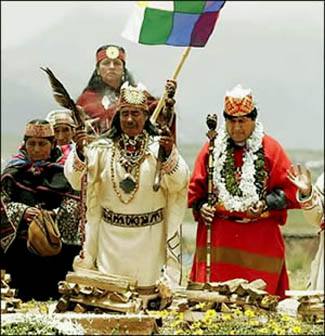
[[1, 313, 84, 335]]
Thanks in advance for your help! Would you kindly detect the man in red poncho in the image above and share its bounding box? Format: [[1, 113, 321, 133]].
[[188, 84, 300, 299]]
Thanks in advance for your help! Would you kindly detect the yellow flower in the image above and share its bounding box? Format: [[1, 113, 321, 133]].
[[195, 302, 206, 309], [39, 304, 48, 313], [169, 310, 178, 315], [171, 320, 182, 328], [193, 329, 204, 335], [257, 327, 269, 334], [205, 309, 217, 318], [275, 328, 285, 335], [269, 321, 279, 329], [202, 316, 212, 325], [222, 314, 232, 321], [249, 320, 257, 326], [292, 326, 302, 334], [175, 329, 184, 335], [281, 314, 289, 322], [244, 309, 255, 318], [178, 312, 184, 320], [233, 308, 242, 316], [190, 321, 202, 330]]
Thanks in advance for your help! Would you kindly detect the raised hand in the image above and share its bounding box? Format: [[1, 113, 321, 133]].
[[158, 125, 174, 157], [287, 163, 312, 197]]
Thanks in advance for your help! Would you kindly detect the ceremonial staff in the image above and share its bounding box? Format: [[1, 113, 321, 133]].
[[205, 114, 218, 282], [152, 46, 191, 192]]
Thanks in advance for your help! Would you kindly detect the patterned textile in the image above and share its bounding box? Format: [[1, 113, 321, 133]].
[[1, 142, 82, 301]]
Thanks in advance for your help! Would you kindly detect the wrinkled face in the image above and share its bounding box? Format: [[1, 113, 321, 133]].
[[226, 116, 256, 143], [98, 57, 124, 89], [54, 124, 75, 146], [25, 137, 54, 162], [119, 107, 147, 137]]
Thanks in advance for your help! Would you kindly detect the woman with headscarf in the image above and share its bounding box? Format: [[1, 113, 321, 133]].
[[1, 119, 81, 301]]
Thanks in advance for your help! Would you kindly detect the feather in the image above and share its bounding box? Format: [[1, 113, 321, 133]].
[[41, 67, 85, 128]]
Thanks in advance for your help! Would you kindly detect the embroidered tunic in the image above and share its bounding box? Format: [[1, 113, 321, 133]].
[[297, 173, 324, 290], [189, 134, 300, 299], [64, 137, 189, 288]]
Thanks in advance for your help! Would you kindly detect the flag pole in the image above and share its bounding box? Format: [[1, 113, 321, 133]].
[[150, 46, 192, 123]]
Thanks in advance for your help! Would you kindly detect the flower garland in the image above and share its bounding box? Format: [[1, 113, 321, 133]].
[[213, 121, 266, 212]]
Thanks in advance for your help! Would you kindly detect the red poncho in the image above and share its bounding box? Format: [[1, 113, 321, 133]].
[[77, 90, 117, 134], [188, 134, 300, 299]]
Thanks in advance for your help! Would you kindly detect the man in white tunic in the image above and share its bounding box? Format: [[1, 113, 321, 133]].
[[287, 165, 324, 291], [64, 82, 190, 294]]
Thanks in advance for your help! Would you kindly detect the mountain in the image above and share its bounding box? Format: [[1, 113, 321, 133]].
[[1, 5, 324, 150]]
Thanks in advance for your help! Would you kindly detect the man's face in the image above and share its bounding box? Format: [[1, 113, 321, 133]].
[[54, 124, 75, 146], [98, 57, 124, 89], [119, 107, 147, 137], [225, 116, 256, 143]]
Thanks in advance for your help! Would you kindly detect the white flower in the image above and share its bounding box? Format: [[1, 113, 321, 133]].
[[212, 122, 264, 212]]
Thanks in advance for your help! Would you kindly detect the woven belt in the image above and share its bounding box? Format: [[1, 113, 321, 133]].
[[218, 214, 258, 223], [102, 207, 163, 228]]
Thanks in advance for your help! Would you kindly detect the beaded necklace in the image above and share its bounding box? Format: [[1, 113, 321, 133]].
[[110, 131, 149, 204]]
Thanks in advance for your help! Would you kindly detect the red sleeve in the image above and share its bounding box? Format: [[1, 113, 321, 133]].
[[188, 142, 209, 215], [263, 135, 300, 209], [76, 90, 106, 120]]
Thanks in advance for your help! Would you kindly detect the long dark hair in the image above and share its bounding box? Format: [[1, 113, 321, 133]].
[[82, 45, 136, 94], [103, 111, 160, 141]]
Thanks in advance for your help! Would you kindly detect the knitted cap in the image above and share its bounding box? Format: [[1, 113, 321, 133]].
[[46, 110, 76, 128], [224, 84, 255, 116]]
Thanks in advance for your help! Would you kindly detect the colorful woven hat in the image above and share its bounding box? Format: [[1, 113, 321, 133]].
[[224, 84, 255, 116], [96, 45, 126, 64], [46, 110, 76, 128], [117, 82, 150, 112], [25, 121, 54, 137]]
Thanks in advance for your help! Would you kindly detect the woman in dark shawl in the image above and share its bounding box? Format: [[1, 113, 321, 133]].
[[1, 119, 81, 301]]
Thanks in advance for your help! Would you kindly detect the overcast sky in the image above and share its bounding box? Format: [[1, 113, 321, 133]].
[[1, 1, 324, 152]]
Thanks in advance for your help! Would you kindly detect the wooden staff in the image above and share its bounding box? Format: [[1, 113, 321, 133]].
[[205, 114, 218, 283], [150, 46, 191, 124], [152, 46, 191, 192]]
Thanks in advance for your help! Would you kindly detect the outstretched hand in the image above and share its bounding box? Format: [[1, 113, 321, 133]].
[[287, 163, 312, 197]]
